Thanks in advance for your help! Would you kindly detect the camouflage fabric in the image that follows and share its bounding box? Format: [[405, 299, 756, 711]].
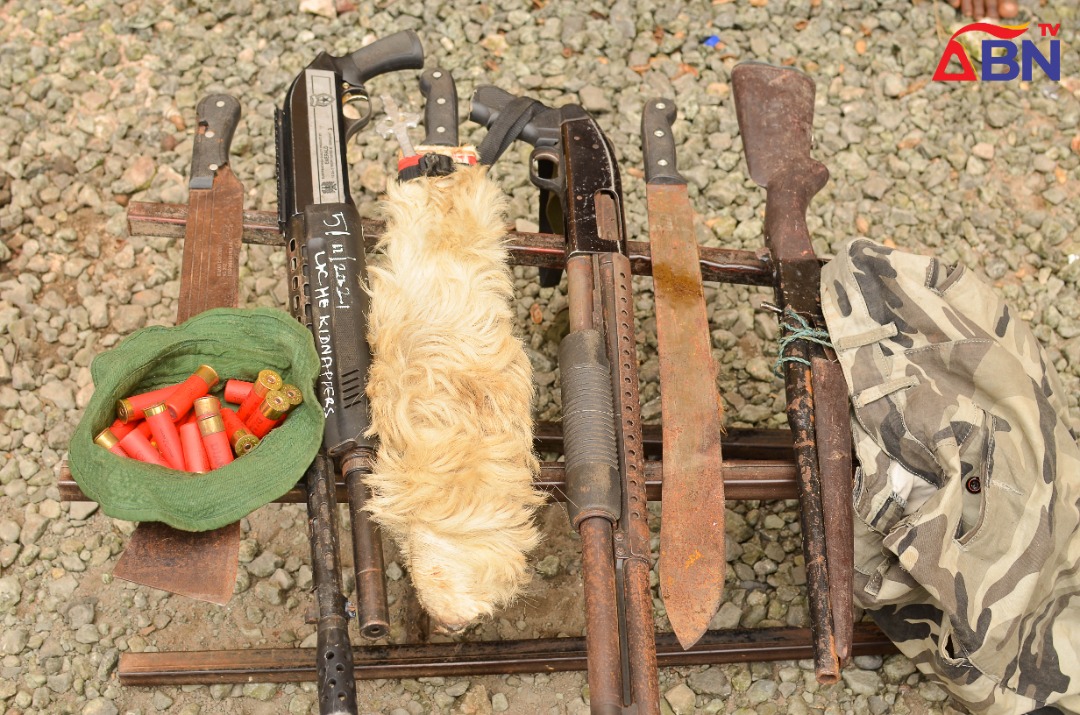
[[820, 238, 1080, 715]]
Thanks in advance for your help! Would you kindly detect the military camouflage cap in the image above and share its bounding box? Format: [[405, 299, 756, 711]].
[[821, 238, 1080, 715]]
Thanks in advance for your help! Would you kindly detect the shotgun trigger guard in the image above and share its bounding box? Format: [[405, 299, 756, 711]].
[[341, 84, 373, 142], [529, 145, 562, 194]]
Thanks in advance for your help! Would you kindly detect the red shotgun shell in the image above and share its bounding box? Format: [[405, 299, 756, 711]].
[[198, 414, 233, 469], [164, 364, 219, 421], [144, 402, 184, 470], [220, 407, 260, 456], [179, 422, 210, 473], [116, 385, 176, 423], [94, 428, 129, 457], [244, 390, 289, 439], [118, 427, 167, 467], [236, 369, 282, 422], [224, 379, 254, 405]]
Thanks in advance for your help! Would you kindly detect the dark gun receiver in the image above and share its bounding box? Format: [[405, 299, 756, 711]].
[[471, 88, 659, 715], [275, 30, 424, 715]]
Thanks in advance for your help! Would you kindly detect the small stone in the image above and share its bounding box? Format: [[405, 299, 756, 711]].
[[688, 667, 730, 696], [39, 382, 76, 410], [708, 601, 742, 630], [972, 142, 995, 160], [664, 683, 697, 715], [535, 554, 560, 578], [385, 561, 403, 581], [75, 624, 102, 644], [242, 683, 277, 701], [112, 304, 146, 334], [918, 681, 949, 702], [299, 0, 337, 17], [0, 626, 28, 654], [38, 498, 62, 520], [842, 668, 883, 696], [0, 519, 19, 543], [152, 691, 174, 710], [853, 654, 883, 670], [117, 156, 156, 193], [69, 502, 99, 521], [578, 85, 613, 113], [445, 679, 470, 697], [67, 601, 97, 628], [491, 692, 509, 712], [247, 550, 283, 578], [457, 683, 492, 715], [882, 655, 917, 682], [82, 698, 119, 715], [745, 679, 777, 705], [0, 576, 21, 610]]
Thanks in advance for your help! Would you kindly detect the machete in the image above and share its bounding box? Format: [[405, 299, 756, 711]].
[[113, 94, 244, 605], [641, 98, 727, 650]]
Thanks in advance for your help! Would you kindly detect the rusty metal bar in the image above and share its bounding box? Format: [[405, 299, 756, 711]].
[[58, 459, 801, 505], [342, 455, 390, 641], [812, 357, 855, 666], [534, 422, 794, 460], [125, 202, 774, 286], [116, 622, 896, 686], [580, 518, 624, 714], [599, 253, 660, 714]]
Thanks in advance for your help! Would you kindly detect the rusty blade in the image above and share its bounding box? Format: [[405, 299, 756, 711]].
[[114, 94, 245, 605], [648, 184, 726, 650], [175, 166, 244, 322], [113, 522, 240, 604], [812, 357, 855, 665]]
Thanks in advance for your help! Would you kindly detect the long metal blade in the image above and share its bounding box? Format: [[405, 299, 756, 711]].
[[648, 184, 727, 650], [114, 94, 245, 604], [175, 166, 244, 322], [642, 98, 726, 651]]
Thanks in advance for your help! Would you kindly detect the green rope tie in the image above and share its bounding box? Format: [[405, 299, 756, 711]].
[[773, 307, 833, 378]]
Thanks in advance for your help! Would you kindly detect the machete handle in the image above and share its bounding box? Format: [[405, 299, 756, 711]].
[[419, 67, 458, 146], [640, 98, 685, 186], [189, 94, 241, 190], [340, 30, 425, 87]]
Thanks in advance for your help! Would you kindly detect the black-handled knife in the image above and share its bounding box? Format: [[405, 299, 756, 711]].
[[419, 67, 458, 147], [189, 94, 241, 190]]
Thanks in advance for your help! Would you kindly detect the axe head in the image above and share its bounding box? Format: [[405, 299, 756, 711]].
[[731, 62, 819, 189]]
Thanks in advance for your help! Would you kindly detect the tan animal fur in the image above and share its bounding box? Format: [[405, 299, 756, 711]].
[[365, 164, 545, 630]]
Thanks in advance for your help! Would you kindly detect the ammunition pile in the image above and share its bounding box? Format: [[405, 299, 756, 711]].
[[92, 365, 302, 473]]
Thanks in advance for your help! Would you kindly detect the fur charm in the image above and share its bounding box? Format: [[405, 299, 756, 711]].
[[365, 164, 545, 630]]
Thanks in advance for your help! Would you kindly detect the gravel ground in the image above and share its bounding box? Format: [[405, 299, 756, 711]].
[[2, 0, 1079, 713]]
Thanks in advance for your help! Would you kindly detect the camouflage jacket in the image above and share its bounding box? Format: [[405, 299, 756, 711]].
[[821, 239, 1080, 715]]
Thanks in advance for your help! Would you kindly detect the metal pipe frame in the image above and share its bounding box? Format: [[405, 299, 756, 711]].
[[72, 203, 892, 690]]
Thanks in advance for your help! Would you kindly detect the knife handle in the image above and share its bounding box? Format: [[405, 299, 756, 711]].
[[190, 94, 241, 189], [420, 67, 458, 146], [641, 98, 685, 186]]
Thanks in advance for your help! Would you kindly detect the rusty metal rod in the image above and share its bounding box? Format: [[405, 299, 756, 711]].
[[783, 348, 839, 684], [580, 518, 625, 714], [116, 622, 896, 686], [125, 201, 774, 286], [342, 454, 390, 641], [59, 458, 804, 505]]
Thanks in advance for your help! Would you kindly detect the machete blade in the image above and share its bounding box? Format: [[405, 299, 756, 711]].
[[114, 94, 245, 604], [642, 99, 727, 650]]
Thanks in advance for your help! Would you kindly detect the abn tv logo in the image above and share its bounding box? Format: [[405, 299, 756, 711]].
[[934, 22, 1061, 82]]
